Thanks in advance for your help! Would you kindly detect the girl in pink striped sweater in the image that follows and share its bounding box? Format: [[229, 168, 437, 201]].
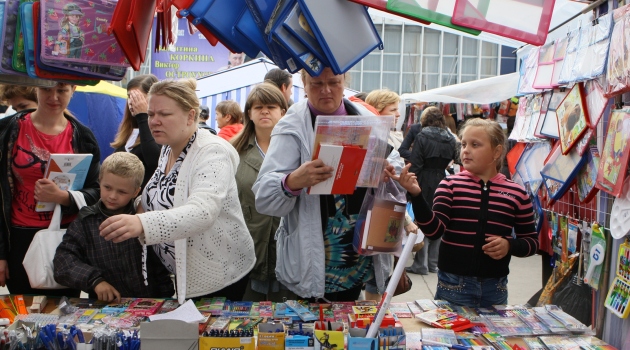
[[391, 118, 539, 307]]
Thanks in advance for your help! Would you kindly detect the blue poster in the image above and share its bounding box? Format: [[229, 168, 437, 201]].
[[151, 18, 232, 80]]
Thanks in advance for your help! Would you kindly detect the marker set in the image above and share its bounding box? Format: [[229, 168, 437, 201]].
[[605, 242, 630, 318]]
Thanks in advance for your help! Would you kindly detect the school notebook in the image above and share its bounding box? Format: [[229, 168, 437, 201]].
[[36, 154, 93, 212]]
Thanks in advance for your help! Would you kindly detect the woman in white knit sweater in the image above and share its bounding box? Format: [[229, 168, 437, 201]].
[[99, 79, 255, 304]]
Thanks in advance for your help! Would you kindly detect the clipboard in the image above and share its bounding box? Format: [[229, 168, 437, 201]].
[[0, 0, 28, 75], [387, 0, 480, 36], [452, 0, 555, 46], [171, 0, 219, 46], [31, 1, 104, 84], [109, 0, 157, 71], [270, 0, 326, 76], [245, 0, 292, 70], [184, 0, 261, 58], [541, 143, 587, 201], [296, 0, 383, 74], [234, 7, 274, 59], [347, 0, 430, 25], [532, 42, 555, 89]]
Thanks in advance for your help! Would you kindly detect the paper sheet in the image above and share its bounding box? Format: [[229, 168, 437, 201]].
[[148, 300, 204, 323]]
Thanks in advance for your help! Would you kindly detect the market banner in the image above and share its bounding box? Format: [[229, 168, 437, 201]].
[[151, 18, 232, 80]]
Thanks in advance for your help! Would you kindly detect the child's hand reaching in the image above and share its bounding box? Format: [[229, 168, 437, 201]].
[[387, 163, 421, 197], [94, 281, 121, 303]]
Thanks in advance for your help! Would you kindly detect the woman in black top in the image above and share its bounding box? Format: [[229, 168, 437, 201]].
[[406, 107, 459, 275], [111, 74, 161, 189]]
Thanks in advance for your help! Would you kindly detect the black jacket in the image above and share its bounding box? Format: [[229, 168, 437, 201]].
[[198, 122, 217, 135], [114, 113, 161, 189], [54, 201, 174, 298], [0, 110, 101, 259], [409, 126, 459, 204], [398, 123, 422, 161]]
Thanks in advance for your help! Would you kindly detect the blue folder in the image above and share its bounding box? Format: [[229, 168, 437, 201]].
[[184, 0, 261, 58]]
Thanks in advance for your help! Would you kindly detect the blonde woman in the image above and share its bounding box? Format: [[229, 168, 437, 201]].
[[100, 79, 255, 303]]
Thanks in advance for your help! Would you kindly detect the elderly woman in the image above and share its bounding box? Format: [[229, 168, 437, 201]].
[[0, 83, 100, 296], [100, 79, 255, 303], [254, 67, 396, 300]]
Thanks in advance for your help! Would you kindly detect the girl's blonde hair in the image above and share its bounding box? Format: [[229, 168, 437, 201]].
[[111, 74, 159, 149], [459, 118, 506, 172], [148, 78, 200, 121], [216, 100, 244, 124], [231, 83, 288, 154], [365, 89, 400, 114]]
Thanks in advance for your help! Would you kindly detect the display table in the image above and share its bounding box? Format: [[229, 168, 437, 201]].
[[0, 295, 612, 350]]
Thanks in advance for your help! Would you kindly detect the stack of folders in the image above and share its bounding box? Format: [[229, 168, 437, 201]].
[[179, 0, 383, 75]]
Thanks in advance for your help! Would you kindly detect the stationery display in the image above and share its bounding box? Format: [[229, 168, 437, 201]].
[[0, 296, 613, 349], [576, 144, 600, 204], [554, 83, 589, 155], [551, 37, 568, 87], [540, 88, 570, 139], [583, 79, 610, 129], [533, 41, 555, 89], [517, 46, 543, 95], [452, 0, 555, 46], [540, 142, 587, 202], [605, 241, 630, 318], [108, 0, 156, 71], [595, 108, 630, 197], [605, 3, 630, 98], [385, 0, 480, 35], [567, 13, 613, 83]]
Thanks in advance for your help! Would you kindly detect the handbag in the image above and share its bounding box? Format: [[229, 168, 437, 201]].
[[386, 257, 412, 296], [23, 191, 86, 289]]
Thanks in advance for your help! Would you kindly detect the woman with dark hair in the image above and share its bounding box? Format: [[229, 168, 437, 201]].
[[406, 106, 459, 276], [0, 82, 100, 295], [111, 74, 160, 189], [232, 83, 293, 301], [264, 68, 293, 106]]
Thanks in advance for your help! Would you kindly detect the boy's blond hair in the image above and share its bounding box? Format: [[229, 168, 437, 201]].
[[99, 152, 145, 189]]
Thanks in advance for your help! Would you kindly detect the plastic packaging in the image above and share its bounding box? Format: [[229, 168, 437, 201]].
[[353, 178, 407, 256]]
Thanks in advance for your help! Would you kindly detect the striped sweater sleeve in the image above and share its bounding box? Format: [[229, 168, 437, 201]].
[[508, 188, 539, 257], [411, 179, 453, 240]]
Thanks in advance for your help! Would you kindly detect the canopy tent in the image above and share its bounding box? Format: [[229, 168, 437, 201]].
[[196, 58, 358, 130], [67, 81, 127, 162], [401, 72, 520, 104]]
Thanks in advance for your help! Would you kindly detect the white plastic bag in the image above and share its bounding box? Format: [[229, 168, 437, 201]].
[[23, 191, 86, 289]]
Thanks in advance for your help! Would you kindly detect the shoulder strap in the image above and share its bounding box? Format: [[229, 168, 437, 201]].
[[68, 190, 87, 209]]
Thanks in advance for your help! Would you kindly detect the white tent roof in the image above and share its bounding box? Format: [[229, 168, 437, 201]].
[[401, 72, 520, 104]]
